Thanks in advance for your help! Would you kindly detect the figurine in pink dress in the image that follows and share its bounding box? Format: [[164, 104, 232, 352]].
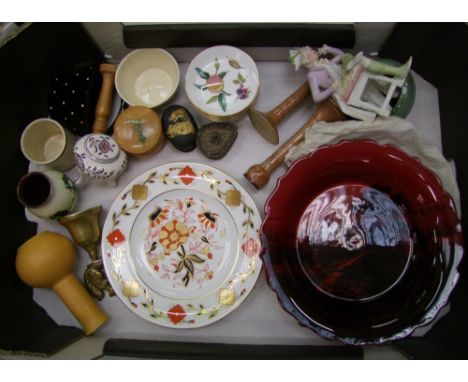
[[289, 45, 344, 103], [289, 45, 413, 120]]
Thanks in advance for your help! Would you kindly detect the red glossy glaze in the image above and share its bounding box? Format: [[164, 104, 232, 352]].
[[261, 140, 463, 344]]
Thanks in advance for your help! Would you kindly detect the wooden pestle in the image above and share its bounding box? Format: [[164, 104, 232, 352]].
[[244, 99, 345, 189], [248, 82, 311, 144], [92, 63, 117, 134]]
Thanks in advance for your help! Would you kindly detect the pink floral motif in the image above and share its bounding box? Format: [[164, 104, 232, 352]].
[[241, 238, 260, 258], [189, 240, 204, 253], [166, 198, 196, 225], [161, 263, 177, 280], [194, 263, 214, 286], [148, 226, 161, 239]]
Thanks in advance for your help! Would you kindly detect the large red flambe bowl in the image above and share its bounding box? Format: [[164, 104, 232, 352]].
[[261, 140, 463, 344]]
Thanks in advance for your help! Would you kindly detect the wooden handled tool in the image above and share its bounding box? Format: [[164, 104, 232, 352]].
[[244, 99, 345, 189], [248, 82, 311, 144], [92, 63, 117, 134], [16, 231, 108, 335]]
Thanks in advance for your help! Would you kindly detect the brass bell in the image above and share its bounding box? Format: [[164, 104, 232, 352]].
[[59, 206, 115, 300]]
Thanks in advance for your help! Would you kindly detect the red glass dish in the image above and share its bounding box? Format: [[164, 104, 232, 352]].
[[261, 140, 463, 344]]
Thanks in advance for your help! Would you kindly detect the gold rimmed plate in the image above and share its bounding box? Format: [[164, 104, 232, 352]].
[[102, 162, 262, 328]]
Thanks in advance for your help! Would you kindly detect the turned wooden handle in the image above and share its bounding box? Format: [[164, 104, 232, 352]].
[[54, 273, 109, 335], [92, 63, 117, 134], [244, 99, 345, 189], [267, 82, 311, 125]]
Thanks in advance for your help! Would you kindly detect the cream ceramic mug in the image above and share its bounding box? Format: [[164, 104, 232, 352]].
[[17, 170, 77, 220], [20, 118, 76, 171]]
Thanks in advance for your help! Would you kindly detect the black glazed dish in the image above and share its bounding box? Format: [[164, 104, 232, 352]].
[[261, 140, 463, 344]]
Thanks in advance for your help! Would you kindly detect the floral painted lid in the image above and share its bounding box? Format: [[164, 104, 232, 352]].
[[185, 46, 260, 121], [102, 162, 262, 328]]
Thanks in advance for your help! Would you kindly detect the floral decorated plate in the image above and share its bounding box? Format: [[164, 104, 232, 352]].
[[102, 162, 262, 328], [185, 45, 260, 122]]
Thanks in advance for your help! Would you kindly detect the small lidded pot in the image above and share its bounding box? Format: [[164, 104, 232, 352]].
[[74, 134, 127, 187], [114, 106, 165, 155]]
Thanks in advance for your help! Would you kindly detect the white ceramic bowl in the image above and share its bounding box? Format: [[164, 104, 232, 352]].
[[185, 46, 260, 122], [115, 49, 180, 109]]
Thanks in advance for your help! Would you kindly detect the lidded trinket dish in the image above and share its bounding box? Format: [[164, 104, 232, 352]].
[[185, 45, 260, 122], [74, 134, 127, 187], [114, 106, 165, 155]]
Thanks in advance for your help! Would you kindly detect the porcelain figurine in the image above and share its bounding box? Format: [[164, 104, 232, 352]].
[[74, 133, 127, 187], [289, 45, 344, 103], [289, 45, 412, 121], [17, 170, 77, 220], [338, 53, 412, 119]]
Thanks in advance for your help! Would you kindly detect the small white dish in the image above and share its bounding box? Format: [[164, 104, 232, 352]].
[[185, 46, 260, 122], [115, 49, 180, 109]]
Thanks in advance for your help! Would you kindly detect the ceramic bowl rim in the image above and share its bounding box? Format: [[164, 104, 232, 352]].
[[115, 48, 180, 109]]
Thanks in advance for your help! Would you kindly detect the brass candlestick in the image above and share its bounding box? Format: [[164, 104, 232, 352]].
[[59, 206, 115, 300]]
